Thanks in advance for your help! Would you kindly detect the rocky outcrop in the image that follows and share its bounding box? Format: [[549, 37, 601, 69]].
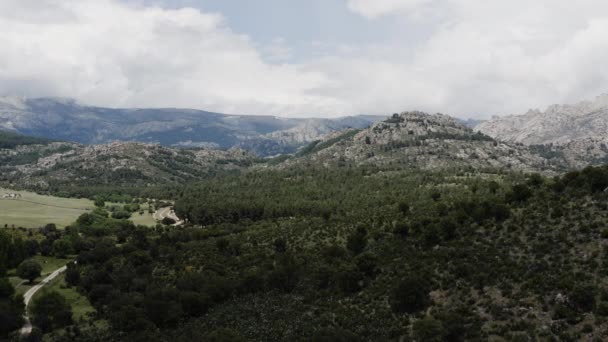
[[0, 140, 256, 189], [475, 94, 608, 168], [279, 111, 557, 173]]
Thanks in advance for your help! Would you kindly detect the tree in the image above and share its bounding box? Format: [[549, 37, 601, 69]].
[[430, 191, 441, 202], [487, 181, 500, 194], [398, 201, 410, 216], [526, 173, 544, 188], [506, 184, 532, 203], [94, 198, 105, 208], [346, 227, 367, 255], [0, 278, 24, 336], [413, 317, 446, 342], [65, 263, 80, 287], [111, 211, 131, 220], [336, 267, 364, 294], [52, 239, 73, 258], [161, 217, 176, 225], [273, 238, 287, 253], [390, 274, 432, 314], [17, 259, 42, 284], [30, 291, 73, 332]]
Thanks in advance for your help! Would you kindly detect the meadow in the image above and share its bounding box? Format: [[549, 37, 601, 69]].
[[0, 188, 94, 228]]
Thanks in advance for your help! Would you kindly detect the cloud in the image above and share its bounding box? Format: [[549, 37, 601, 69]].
[[340, 0, 608, 117], [0, 0, 341, 116], [0, 0, 607, 119], [346, 0, 435, 19]]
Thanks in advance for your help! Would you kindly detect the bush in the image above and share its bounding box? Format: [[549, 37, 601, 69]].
[[390, 274, 432, 314], [111, 211, 131, 220]]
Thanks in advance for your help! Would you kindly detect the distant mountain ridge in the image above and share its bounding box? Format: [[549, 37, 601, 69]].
[[476, 94, 608, 145], [475, 94, 608, 167], [0, 96, 381, 156]]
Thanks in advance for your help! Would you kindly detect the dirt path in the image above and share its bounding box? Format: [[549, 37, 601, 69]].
[[20, 265, 68, 335], [153, 207, 184, 226]]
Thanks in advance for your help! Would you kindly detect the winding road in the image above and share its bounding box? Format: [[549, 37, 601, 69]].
[[20, 265, 68, 335]]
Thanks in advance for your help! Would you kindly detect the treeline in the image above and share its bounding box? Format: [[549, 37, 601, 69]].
[[0, 131, 54, 149]]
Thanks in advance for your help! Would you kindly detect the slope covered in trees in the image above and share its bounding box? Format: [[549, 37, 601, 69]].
[[21, 165, 606, 341]]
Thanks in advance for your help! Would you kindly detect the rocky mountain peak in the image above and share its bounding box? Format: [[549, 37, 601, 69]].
[[475, 93, 608, 167]]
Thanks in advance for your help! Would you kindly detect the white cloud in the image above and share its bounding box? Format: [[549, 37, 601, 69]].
[[346, 0, 435, 19], [341, 0, 608, 117], [0, 0, 607, 119], [0, 0, 341, 116]]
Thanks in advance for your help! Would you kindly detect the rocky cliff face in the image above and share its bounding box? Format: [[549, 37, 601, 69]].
[[475, 94, 608, 168]]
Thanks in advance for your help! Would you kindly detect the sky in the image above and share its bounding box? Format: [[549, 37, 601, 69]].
[[0, 0, 607, 119]]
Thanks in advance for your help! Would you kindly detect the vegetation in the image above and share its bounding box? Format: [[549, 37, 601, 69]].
[[0, 131, 53, 149], [17, 259, 42, 283], [0, 278, 24, 336], [5, 164, 596, 341], [2, 129, 608, 340], [30, 291, 73, 332]]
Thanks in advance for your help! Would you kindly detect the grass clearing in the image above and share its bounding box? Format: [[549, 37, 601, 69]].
[[0, 187, 94, 228], [29, 273, 96, 320], [130, 210, 157, 226]]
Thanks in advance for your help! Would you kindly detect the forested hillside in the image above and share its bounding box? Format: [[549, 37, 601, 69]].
[[1, 165, 604, 341]]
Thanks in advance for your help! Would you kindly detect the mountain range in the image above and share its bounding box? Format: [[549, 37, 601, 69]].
[[280, 111, 554, 173], [0, 96, 381, 156], [476, 94, 608, 167]]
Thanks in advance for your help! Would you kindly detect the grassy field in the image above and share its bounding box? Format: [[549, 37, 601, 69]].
[[130, 210, 157, 226], [8, 255, 74, 296], [29, 273, 96, 320], [0, 188, 94, 228]]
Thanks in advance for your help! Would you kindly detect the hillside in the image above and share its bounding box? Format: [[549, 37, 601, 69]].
[[0, 139, 256, 192], [0, 130, 55, 149], [24, 164, 607, 342], [280, 111, 558, 173], [476, 94, 608, 167], [0, 96, 380, 156]]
